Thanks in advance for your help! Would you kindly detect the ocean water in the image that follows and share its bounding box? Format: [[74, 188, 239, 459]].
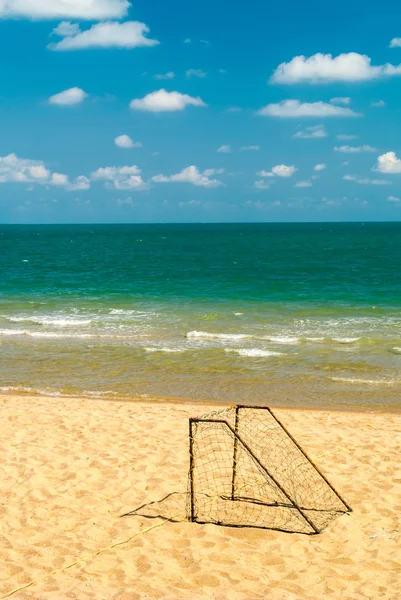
[[0, 222, 401, 409]]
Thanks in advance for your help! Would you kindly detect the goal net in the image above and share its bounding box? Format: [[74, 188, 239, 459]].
[[187, 405, 351, 534]]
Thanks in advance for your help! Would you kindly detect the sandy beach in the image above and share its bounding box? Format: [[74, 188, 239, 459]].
[[0, 393, 400, 600]]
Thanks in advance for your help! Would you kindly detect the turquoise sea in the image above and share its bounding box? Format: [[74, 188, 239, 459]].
[[1, 222, 401, 409]]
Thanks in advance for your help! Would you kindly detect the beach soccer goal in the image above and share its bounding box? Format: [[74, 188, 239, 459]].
[[187, 405, 351, 534]]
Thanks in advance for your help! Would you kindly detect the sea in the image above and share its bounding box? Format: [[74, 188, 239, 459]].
[[1, 222, 400, 410]]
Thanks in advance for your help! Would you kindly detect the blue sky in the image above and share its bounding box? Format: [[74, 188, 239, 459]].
[[1, 0, 401, 223]]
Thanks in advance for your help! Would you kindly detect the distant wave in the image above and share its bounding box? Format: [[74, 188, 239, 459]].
[[187, 331, 251, 341], [9, 316, 92, 326], [225, 348, 284, 358], [0, 329, 147, 340], [262, 336, 299, 344], [329, 377, 400, 385], [0, 386, 120, 398], [144, 347, 186, 353]]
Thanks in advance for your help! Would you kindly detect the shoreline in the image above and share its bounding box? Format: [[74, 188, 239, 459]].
[[1, 389, 401, 415]]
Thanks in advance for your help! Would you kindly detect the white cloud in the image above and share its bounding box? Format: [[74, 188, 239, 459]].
[[226, 106, 242, 113], [217, 145, 231, 153], [293, 125, 327, 139], [240, 145, 260, 151], [186, 69, 207, 78], [375, 151, 401, 174], [314, 163, 326, 171], [151, 165, 223, 187], [154, 72, 175, 80], [270, 52, 401, 84], [49, 87, 88, 106], [388, 195, 400, 202], [272, 164, 297, 177], [371, 100, 386, 107], [51, 173, 69, 186], [129, 89, 206, 112], [0, 153, 86, 190], [258, 99, 360, 118], [91, 164, 145, 189], [295, 180, 312, 187], [67, 175, 91, 191], [343, 174, 391, 185], [50, 21, 158, 51], [337, 134, 358, 140], [254, 180, 269, 189], [334, 145, 376, 153], [257, 170, 275, 177], [52, 21, 80, 37], [390, 38, 401, 48], [258, 164, 297, 178], [330, 97, 351, 105], [0, 0, 130, 20], [114, 135, 142, 149]]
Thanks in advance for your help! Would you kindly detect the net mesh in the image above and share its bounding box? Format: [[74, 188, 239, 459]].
[[187, 406, 350, 534]]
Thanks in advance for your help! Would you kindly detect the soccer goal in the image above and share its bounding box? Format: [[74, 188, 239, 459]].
[[187, 405, 351, 534]]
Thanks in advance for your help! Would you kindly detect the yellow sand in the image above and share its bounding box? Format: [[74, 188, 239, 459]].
[[0, 393, 400, 600]]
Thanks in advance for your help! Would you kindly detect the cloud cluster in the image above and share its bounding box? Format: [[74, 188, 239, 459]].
[[314, 163, 326, 171], [91, 164, 145, 189], [186, 69, 207, 78], [154, 72, 175, 80], [258, 164, 297, 177], [375, 152, 401, 174], [152, 166, 223, 187], [343, 175, 390, 185], [270, 52, 401, 84], [0, 153, 88, 191], [114, 135, 142, 149], [130, 89, 206, 112], [217, 145, 231, 153], [295, 180, 312, 187], [0, 0, 130, 20], [258, 99, 360, 118], [330, 97, 351, 105], [293, 125, 327, 138], [49, 87, 88, 105], [334, 145, 376, 153], [49, 21, 158, 51]]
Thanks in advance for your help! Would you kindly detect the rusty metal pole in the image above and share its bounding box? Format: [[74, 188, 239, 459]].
[[231, 406, 240, 500], [189, 419, 196, 522]]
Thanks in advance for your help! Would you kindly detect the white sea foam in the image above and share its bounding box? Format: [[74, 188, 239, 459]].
[[9, 316, 92, 326], [144, 347, 186, 353], [187, 331, 250, 341], [225, 348, 284, 358], [329, 377, 399, 385], [391, 347, 401, 354], [0, 329, 143, 340], [263, 336, 300, 345], [332, 337, 361, 344]]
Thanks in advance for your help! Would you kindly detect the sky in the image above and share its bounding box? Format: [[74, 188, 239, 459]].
[[2, 0, 401, 223]]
